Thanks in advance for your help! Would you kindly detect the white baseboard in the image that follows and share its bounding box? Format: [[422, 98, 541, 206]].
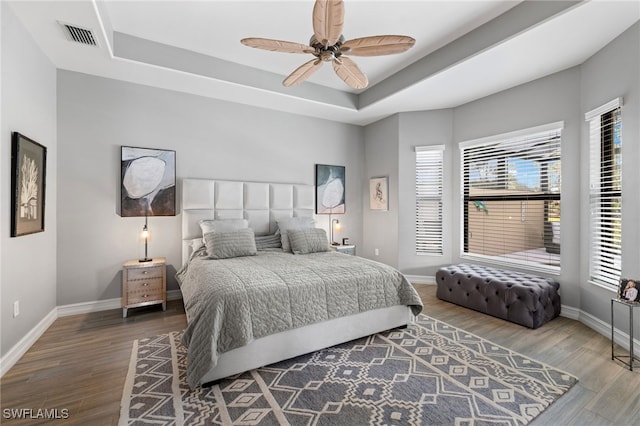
[[560, 304, 580, 320], [1, 290, 184, 378], [410, 275, 638, 354], [2, 284, 638, 379], [57, 289, 183, 317], [57, 297, 121, 317], [406, 275, 436, 285], [0, 307, 57, 377], [579, 308, 640, 354]]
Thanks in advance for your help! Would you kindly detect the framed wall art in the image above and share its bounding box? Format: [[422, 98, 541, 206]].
[[121, 146, 176, 217], [618, 278, 640, 303], [315, 164, 345, 214], [369, 176, 388, 211], [11, 132, 47, 237]]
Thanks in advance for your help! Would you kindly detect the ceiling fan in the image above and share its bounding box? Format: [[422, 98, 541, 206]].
[[240, 0, 415, 90]]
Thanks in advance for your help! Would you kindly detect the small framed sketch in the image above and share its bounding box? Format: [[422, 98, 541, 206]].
[[618, 278, 640, 303], [369, 176, 388, 211], [11, 132, 47, 237]]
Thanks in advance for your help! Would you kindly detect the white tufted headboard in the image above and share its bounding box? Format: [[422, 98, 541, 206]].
[[182, 178, 315, 265]]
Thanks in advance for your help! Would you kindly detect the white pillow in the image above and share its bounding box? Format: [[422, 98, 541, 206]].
[[199, 219, 248, 237], [276, 216, 316, 252]]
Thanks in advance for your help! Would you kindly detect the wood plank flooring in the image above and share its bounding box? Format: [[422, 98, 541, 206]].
[[1, 285, 639, 425]]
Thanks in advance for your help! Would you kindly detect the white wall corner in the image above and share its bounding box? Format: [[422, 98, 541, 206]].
[[560, 304, 580, 321], [0, 307, 57, 377]]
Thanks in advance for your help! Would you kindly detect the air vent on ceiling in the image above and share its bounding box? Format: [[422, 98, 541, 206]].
[[59, 22, 98, 47]]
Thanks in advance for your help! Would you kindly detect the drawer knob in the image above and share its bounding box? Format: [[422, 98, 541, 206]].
[[143, 283, 149, 286], [143, 294, 148, 298], [143, 271, 149, 275]]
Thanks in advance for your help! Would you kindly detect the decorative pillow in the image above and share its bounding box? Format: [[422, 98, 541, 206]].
[[199, 218, 248, 236], [203, 228, 257, 259], [254, 233, 282, 250], [288, 228, 329, 255], [188, 238, 205, 252], [276, 216, 316, 252]]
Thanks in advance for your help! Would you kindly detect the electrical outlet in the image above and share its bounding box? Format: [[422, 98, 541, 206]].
[[13, 300, 20, 318], [374, 248, 379, 256]]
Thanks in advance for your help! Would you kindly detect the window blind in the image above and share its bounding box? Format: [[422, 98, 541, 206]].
[[460, 123, 562, 271], [587, 98, 622, 287], [415, 145, 444, 255]]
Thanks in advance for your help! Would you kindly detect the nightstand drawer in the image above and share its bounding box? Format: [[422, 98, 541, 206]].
[[126, 265, 164, 281], [127, 277, 163, 293], [127, 288, 164, 305]]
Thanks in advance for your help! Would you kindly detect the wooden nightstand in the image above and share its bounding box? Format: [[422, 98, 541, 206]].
[[122, 257, 166, 318], [330, 244, 356, 256]]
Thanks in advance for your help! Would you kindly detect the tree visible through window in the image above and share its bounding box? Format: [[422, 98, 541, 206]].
[[460, 124, 562, 271]]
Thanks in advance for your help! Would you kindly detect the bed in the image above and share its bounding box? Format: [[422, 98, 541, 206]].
[[177, 178, 423, 388]]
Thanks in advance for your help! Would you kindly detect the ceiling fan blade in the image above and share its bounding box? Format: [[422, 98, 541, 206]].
[[332, 56, 368, 89], [283, 59, 323, 87], [342, 35, 416, 56], [313, 0, 344, 47], [241, 38, 315, 54]]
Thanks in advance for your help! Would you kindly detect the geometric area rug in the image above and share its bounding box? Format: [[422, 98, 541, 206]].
[[119, 314, 578, 425]]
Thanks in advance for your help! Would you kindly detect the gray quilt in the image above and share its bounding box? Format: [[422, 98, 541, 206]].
[[176, 249, 423, 388]]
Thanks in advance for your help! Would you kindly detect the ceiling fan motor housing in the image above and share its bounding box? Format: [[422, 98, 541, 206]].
[[310, 35, 345, 61]]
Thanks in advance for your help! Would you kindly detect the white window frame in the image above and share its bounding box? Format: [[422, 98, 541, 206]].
[[459, 122, 563, 274], [586, 98, 623, 288], [415, 145, 445, 256]]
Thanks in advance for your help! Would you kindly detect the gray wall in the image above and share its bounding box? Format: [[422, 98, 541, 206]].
[[362, 22, 639, 327], [1, 4, 57, 358], [452, 67, 582, 308], [362, 115, 399, 267], [579, 22, 640, 327], [397, 110, 454, 276], [56, 70, 364, 305]]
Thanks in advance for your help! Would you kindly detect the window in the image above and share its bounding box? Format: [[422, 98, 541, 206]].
[[460, 123, 562, 271], [415, 145, 444, 255], [586, 98, 622, 287]]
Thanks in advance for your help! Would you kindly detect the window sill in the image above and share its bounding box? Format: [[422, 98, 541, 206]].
[[588, 279, 618, 293], [460, 253, 560, 276]]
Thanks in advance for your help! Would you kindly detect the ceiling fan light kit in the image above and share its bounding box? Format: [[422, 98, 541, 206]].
[[240, 0, 415, 89]]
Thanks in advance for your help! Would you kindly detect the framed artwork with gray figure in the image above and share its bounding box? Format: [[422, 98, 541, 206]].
[[369, 176, 388, 211], [11, 132, 47, 237], [315, 164, 345, 214], [121, 146, 176, 217], [618, 278, 640, 303]]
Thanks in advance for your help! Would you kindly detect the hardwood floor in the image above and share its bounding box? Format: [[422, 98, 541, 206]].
[[1, 286, 639, 425]]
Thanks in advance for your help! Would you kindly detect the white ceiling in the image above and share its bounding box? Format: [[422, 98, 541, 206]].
[[8, 1, 640, 125]]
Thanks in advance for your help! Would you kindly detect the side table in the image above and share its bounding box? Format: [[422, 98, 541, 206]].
[[611, 298, 640, 371], [122, 257, 167, 318]]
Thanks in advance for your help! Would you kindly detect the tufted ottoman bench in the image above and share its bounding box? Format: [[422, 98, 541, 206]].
[[435, 263, 561, 329]]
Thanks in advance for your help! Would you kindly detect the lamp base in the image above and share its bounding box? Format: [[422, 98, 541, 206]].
[[139, 258, 152, 263]]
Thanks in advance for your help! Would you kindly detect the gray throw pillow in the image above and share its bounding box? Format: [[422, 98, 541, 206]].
[[288, 228, 330, 255], [276, 216, 316, 252], [254, 233, 282, 250], [204, 228, 257, 259], [199, 219, 248, 236]]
